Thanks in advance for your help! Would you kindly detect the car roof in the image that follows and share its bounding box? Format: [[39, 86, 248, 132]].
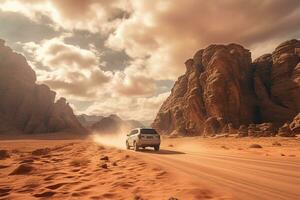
[[131, 127, 155, 131]]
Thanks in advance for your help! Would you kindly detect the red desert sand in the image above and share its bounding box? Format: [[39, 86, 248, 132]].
[[0, 133, 299, 200]]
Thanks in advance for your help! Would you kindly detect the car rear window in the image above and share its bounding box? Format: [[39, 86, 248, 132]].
[[140, 129, 158, 134]]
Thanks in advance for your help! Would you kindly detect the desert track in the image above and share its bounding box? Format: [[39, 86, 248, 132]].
[[136, 147, 300, 200]]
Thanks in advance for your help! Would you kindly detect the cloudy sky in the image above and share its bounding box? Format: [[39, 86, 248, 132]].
[[0, 0, 300, 123]]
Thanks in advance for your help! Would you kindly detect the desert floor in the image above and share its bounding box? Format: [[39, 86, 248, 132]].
[[0, 134, 299, 200]]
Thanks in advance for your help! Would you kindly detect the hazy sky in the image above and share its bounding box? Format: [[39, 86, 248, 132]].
[[0, 0, 300, 122]]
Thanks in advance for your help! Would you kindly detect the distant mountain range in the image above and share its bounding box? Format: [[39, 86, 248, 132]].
[[77, 114, 104, 127], [77, 114, 144, 134]]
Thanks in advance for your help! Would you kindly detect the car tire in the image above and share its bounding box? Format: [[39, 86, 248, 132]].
[[133, 141, 139, 151], [154, 145, 160, 151], [126, 141, 130, 150]]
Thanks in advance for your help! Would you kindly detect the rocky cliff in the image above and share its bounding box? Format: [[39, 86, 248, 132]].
[[152, 39, 300, 136], [0, 40, 86, 134]]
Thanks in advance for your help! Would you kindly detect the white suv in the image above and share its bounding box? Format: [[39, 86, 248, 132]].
[[126, 128, 161, 151]]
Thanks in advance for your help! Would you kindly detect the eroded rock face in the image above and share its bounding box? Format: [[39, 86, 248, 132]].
[[153, 43, 256, 135], [254, 39, 300, 126], [0, 40, 86, 134], [153, 39, 300, 136]]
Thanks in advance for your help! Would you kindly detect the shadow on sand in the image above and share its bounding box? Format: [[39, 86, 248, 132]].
[[137, 148, 185, 155]]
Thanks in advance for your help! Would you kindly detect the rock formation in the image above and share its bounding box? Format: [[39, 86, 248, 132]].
[[91, 114, 144, 134], [253, 39, 300, 126], [153, 39, 300, 136], [0, 40, 86, 134], [237, 123, 276, 137], [289, 113, 300, 134], [277, 123, 295, 137]]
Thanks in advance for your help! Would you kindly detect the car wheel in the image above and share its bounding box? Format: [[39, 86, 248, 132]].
[[133, 141, 139, 151], [126, 141, 130, 150], [154, 145, 160, 151]]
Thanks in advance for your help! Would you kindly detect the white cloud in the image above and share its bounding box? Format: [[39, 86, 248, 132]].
[[21, 37, 112, 100], [85, 92, 170, 121], [20, 36, 162, 120], [0, 0, 130, 33], [106, 0, 300, 80]]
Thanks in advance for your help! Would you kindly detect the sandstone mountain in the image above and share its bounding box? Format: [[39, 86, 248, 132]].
[[91, 114, 144, 134], [152, 39, 300, 136], [0, 40, 86, 134]]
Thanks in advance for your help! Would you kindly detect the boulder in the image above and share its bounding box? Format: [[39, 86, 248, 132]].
[[289, 113, 300, 134], [246, 123, 276, 137], [278, 123, 296, 137], [256, 123, 276, 137], [249, 144, 263, 148]]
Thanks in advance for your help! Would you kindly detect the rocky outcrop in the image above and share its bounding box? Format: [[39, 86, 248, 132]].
[[277, 123, 295, 137], [276, 113, 300, 137], [91, 114, 144, 134], [0, 40, 86, 134], [153, 39, 300, 136], [237, 123, 276, 137], [289, 113, 300, 134]]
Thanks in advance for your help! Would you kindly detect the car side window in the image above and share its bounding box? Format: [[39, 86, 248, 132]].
[[129, 130, 138, 136], [132, 130, 138, 135]]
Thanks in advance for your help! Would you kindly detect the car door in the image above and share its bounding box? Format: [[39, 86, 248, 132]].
[[129, 130, 138, 146]]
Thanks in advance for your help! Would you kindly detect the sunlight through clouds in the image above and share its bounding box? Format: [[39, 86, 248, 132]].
[[1, 0, 300, 121]]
